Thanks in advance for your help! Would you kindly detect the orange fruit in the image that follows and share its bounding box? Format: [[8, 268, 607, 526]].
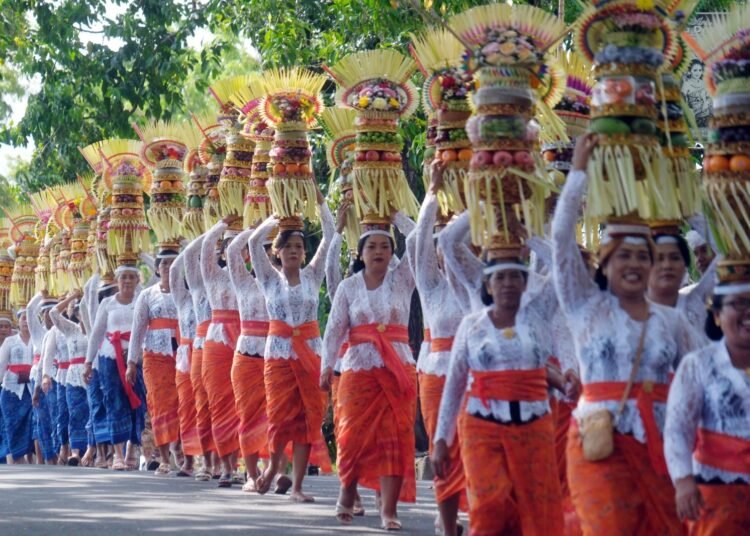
[[543, 150, 556, 162], [299, 163, 310, 174], [458, 148, 473, 161], [273, 163, 286, 175], [285, 163, 299, 174], [441, 149, 458, 162], [729, 154, 750, 172], [705, 155, 729, 172]]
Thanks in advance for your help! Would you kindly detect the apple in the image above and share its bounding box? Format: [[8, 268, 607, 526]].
[[493, 151, 514, 166], [355, 152, 367, 162], [365, 150, 381, 161], [513, 151, 532, 166]]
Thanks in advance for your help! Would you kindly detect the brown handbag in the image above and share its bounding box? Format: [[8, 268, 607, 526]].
[[579, 319, 648, 462]]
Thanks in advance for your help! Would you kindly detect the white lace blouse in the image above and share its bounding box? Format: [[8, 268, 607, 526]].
[[0, 333, 34, 398], [228, 227, 269, 357], [183, 234, 212, 350], [50, 308, 87, 388], [665, 341, 750, 485], [170, 252, 197, 373], [86, 294, 138, 364], [437, 210, 484, 314], [675, 256, 718, 341], [434, 302, 555, 446], [128, 284, 178, 364], [27, 293, 48, 378], [249, 203, 334, 361], [552, 170, 703, 443], [201, 221, 239, 346], [42, 326, 68, 385], [412, 194, 464, 377], [322, 214, 416, 373]]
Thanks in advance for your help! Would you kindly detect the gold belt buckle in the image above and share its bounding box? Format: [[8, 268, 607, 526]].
[[292, 329, 301, 337], [376, 324, 386, 333], [642, 381, 654, 394]]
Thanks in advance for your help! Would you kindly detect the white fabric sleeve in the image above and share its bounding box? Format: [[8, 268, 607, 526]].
[[80, 275, 96, 334], [307, 202, 335, 286], [687, 212, 719, 255], [41, 329, 57, 380], [414, 194, 442, 294], [391, 212, 417, 288], [128, 291, 149, 365], [249, 216, 281, 296], [527, 235, 553, 274], [86, 299, 109, 364], [685, 255, 719, 311], [664, 352, 703, 483], [438, 210, 483, 312], [169, 253, 189, 313], [227, 227, 254, 293], [673, 310, 706, 369], [434, 316, 470, 446], [322, 282, 350, 373], [0, 338, 11, 384], [50, 307, 77, 338], [551, 170, 599, 315], [200, 221, 226, 285], [26, 293, 46, 354], [325, 233, 343, 301], [183, 235, 206, 293]]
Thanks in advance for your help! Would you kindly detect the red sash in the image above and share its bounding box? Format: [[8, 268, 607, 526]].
[[69, 357, 86, 366], [7, 364, 32, 374], [58, 361, 71, 370], [583, 381, 670, 475], [349, 323, 414, 397], [106, 331, 141, 410], [33, 354, 41, 366], [211, 309, 241, 344], [430, 337, 454, 353], [196, 320, 210, 339], [469, 368, 549, 409], [268, 320, 321, 375], [695, 428, 750, 476], [240, 320, 270, 337]]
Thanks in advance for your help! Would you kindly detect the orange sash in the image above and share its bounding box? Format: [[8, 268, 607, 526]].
[[240, 320, 270, 338], [695, 428, 750, 476], [106, 331, 141, 409], [268, 320, 321, 376], [149, 317, 179, 340], [582, 381, 669, 475], [196, 320, 210, 339], [211, 309, 241, 345], [469, 368, 548, 409], [349, 323, 414, 397], [430, 337, 454, 353]]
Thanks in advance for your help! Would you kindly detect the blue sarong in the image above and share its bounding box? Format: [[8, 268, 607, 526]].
[[1, 388, 34, 460], [98, 356, 146, 445], [0, 403, 9, 462], [86, 368, 109, 446], [66, 385, 89, 452], [32, 380, 57, 462], [46, 380, 60, 454], [56, 382, 69, 446]]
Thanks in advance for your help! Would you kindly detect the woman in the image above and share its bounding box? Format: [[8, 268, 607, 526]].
[[432, 241, 565, 534], [249, 189, 334, 502], [50, 291, 89, 465], [0, 312, 12, 463], [200, 219, 242, 487], [182, 234, 217, 480], [226, 225, 272, 492], [41, 305, 70, 464], [320, 211, 416, 530], [127, 249, 181, 476], [0, 310, 35, 463], [647, 230, 717, 336], [552, 134, 701, 535], [169, 251, 200, 477], [84, 262, 146, 471], [665, 288, 750, 534], [413, 162, 467, 536]]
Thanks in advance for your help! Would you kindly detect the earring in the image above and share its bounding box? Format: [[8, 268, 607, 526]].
[[714, 317, 721, 328]]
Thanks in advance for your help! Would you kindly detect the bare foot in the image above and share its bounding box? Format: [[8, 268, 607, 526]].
[[242, 479, 257, 492], [290, 490, 315, 503], [274, 474, 292, 495]]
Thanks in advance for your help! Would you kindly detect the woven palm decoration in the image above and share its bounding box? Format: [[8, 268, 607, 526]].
[[192, 113, 228, 229], [210, 75, 259, 220], [5, 205, 39, 307], [132, 120, 189, 247], [233, 76, 273, 227], [28, 190, 57, 295], [574, 0, 685, 221], [0, 218, 14, 321], [411, 28, 473, 215], [683, 2, 750, 285], [58, 180, 96, 289], [319, 107, 361, 249], [324, 49, 420, 224], [447, 3, 567, 249], [180, 118, 210, 240]]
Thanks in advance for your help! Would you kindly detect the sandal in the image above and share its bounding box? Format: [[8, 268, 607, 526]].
[[274, 474, 292, 495], [217, 474, 233, 488], [126, 456, 139, 471], [381, 518, 402, 531], [242, 479, 257, 493], [154, 462, 171, 476], [336, 503, 354, 525], [112, 457, 127, 471], [231, 472, 245, 485], [352, 497, 365, 517], [175, 467, 193, 478], [194, 469, 211, 482]]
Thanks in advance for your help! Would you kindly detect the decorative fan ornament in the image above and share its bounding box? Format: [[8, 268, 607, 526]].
[[4, 205, 39, 307]]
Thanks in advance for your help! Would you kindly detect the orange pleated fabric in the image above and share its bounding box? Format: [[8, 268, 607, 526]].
[[689, 484, 750, 535], [175, 340, 201, 457], [460, 412, 562, 536], [331, 374, 341, 437], [231, 352, 269, 459], [337, 366, 418, 503], [190, 345, 214, 454], [142, 350, 180, 447], [567, 421, 681, 536], [551, 398, 582, 536], [264, 354, 332, 472], [419, 372, 467, 511], [202, 338, 240, 457]]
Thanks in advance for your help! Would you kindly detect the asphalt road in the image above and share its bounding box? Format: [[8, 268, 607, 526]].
[[0, 465, 447, 535]]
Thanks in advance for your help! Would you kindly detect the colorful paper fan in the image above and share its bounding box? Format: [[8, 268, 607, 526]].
[[319, 108, 358, 171], [191, 114, 228, 164], [574, 1, 678, 66], [98, 138, 152, 194], [448, 4, 567, 57], [209, 74, 259, 110], [258, 68, 326, 128], [5, 205, 37, 244], [132, 120, 190, 168], [410, 28, 468, 115], [324, 49, 420, 119], [560, 51, 595, 101], [232, 74, 266, 123]]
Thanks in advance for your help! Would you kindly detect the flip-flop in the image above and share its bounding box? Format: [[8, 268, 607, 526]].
[[336, 503, 354, 525], [154, 463, 171, 476], [231, 472, 245, 485], [217, 474, 233, 488], [381, 518, 402, 531], [175, 468, 193, 478], [112, 458, 127, 471], [352, 498, 365, 517]]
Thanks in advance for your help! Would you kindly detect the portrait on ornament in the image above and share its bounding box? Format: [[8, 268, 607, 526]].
[[681, 13, 719, 135]]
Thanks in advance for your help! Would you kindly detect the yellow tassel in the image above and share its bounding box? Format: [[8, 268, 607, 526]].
[[351, 167, 419, 220], [203, 198, 221, 230], [218, 180, 247, 219], [266, 178, 318, 221], [148, 206, 184, 244]]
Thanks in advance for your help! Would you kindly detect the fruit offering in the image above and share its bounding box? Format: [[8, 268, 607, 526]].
[[243, 119, 275, 227], [105, 158, 151, 256]]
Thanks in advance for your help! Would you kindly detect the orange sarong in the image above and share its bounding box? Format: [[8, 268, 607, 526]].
[[567, 421, 681, 535], [192, 321, 214, 453], [419, 372, 467, 511], [460, 412, 562, 536], [231, 351, 269, 459], [264, 320, 331, 472], [142, 350, 180, 446], [175, 339, 201, 457], [337, 366, 418, 503], [202, 310, 241, 457], [551, 397, 582, 536], [690, 485, 750, 535]]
